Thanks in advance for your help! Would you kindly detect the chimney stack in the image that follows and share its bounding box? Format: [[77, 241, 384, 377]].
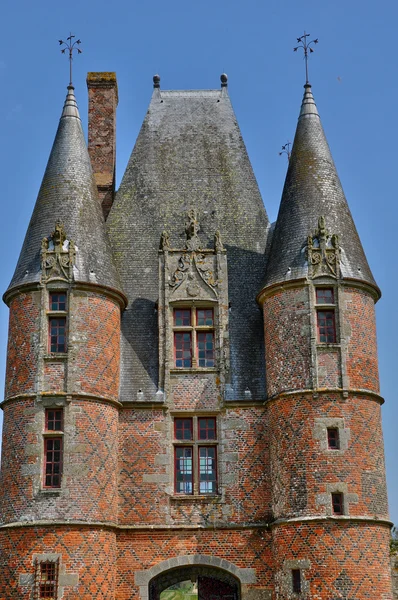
[[86, 72, 118, 219]]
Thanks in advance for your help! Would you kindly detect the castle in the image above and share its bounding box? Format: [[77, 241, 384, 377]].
[[0, 69, 393, 599]]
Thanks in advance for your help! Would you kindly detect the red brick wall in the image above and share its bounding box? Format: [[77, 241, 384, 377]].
[[343, 286, 380, 393], [70, 292, 120, 400], [0, 527, 117, 599], [263, 287, 311, 397], [170, 373, 220, 410], [5, 292, 40, 399], [0, 397, 35, 523], [116, 529, 273, 599], [87, 72, 117, 219], [272, 522, 393, 599], [0, 398, 118, 524], [268, 392, 389, 520], [118, 406, 271, 526]]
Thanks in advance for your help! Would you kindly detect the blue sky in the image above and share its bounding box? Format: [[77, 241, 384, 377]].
[[0, 0, 397, 524]]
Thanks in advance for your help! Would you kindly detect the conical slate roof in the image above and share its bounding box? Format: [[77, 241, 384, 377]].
[[107, 78, 270, 401], [6, 86, 122, 298], [261, 83, 377, 293]]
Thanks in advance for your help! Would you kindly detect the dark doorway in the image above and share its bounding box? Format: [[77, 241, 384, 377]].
[[149, 566, 240, 600]]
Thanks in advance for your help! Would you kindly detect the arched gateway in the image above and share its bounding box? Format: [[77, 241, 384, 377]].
[[135, 555, 256, 600], [149, 565, 240, 600]]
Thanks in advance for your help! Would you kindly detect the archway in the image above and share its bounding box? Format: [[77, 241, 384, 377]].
[[149, 565, 240, 600]]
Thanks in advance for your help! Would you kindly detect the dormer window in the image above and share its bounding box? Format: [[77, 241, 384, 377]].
[[173, 307, 215, 368]]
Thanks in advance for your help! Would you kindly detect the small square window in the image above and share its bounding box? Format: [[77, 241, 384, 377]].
[[316, 288, 334, 304], [49, 292, 67, 311], [292, 569, 301, 593], [197, 308, 214, 326], [198, 417, 216, 440], [332, 492, 344, 515], [175, 418, 193, 440], [46, 409, 63, 432], [174, 309, 191, 327], [327, 428, 340, 450]]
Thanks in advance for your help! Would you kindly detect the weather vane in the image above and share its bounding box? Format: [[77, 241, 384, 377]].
[[293, 31, 318, 84], [279, 141, 291, 162], [59, 34, 82, 87]]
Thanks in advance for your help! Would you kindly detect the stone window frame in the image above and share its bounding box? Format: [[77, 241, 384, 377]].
[[172, 413, 219, 497], [34, 557, 59, 599], [313, 417, 350, 454], [316, 482, 358, 516], [279, 559, 311, 597], [171, 303, 218, 371], [19, 553, 78, 599]]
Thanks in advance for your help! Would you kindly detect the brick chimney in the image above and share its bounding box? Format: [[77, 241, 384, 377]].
[[86, 72, 118, 219]]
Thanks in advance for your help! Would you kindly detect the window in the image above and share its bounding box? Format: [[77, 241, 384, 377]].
[[48, 292, 67, 353], [34, 559, 59, 599], [173, 307, 215, 368], [331, 492, 344, 515], [292, 569, 302, 593], [174, 416, 217, 495], [327, 427, 340, 450], [315, 288, 336, 343], [43, 409, 63, 488]]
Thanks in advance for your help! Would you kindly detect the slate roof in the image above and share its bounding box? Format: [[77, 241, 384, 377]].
[[6, 86, 122, 298], [107, 81, 270, 402], [262, 84, 378, 293]]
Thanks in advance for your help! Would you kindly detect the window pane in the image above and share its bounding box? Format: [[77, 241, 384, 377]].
[[316, 288, 334, 304], [175, 418, 193, 440], [46, 409, 63, 432], [175, 447, 193, 494], [49, 292, 67, 311], [49, 318, 66, 353], [317, 311, 336, 343], [199, 446, 217, 494], [292, 569, 301, 593], [197, 308, 214, 326], [174, 308, 191, 327], [174, 332, 192, 367], [198, 418, 216, 440], [327, 428, 340, 449], [332, 492, 344, 515], [44, 438, 62, 488], [197, 332, 214, 367], [39, 561, 58, 598]]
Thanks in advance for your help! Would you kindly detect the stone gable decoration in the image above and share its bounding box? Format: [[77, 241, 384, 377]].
[[41, 221, 76, 282], [158, 209, 230, 396], [307, 216, 340, 278]]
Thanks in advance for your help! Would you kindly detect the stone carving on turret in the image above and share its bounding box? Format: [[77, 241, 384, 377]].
[[307, 216, 340, 278], [158, 209, 230, 400], [41, 221, 76, 282]]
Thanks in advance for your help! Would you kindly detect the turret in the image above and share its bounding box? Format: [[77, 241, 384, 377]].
[[258, 83, 392, 597], [0, 84, 125, 598]]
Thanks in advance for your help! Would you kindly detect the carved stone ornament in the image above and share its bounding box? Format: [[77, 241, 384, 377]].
[[41, 221, 76, 282], [159, 230, 171, 250], [170, 252, 218, 297], [307, 216, 340, 278], [185, 208, 201, 251]]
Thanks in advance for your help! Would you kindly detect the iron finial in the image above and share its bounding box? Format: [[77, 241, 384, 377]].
[[279, 141, 292, 162], [59, 33, 82, 87], [293, 31, 318, 84]]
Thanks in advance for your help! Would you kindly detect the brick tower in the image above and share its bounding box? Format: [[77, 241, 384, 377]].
[[0, 85, 126, 598], [257, 83, 392, 597], [0, 73, 392, 599]]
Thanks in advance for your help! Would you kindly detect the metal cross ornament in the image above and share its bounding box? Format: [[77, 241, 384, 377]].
[[59, 34, 82, 87], [293, 32, 318, 84], [279, 142, 292, 162]]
